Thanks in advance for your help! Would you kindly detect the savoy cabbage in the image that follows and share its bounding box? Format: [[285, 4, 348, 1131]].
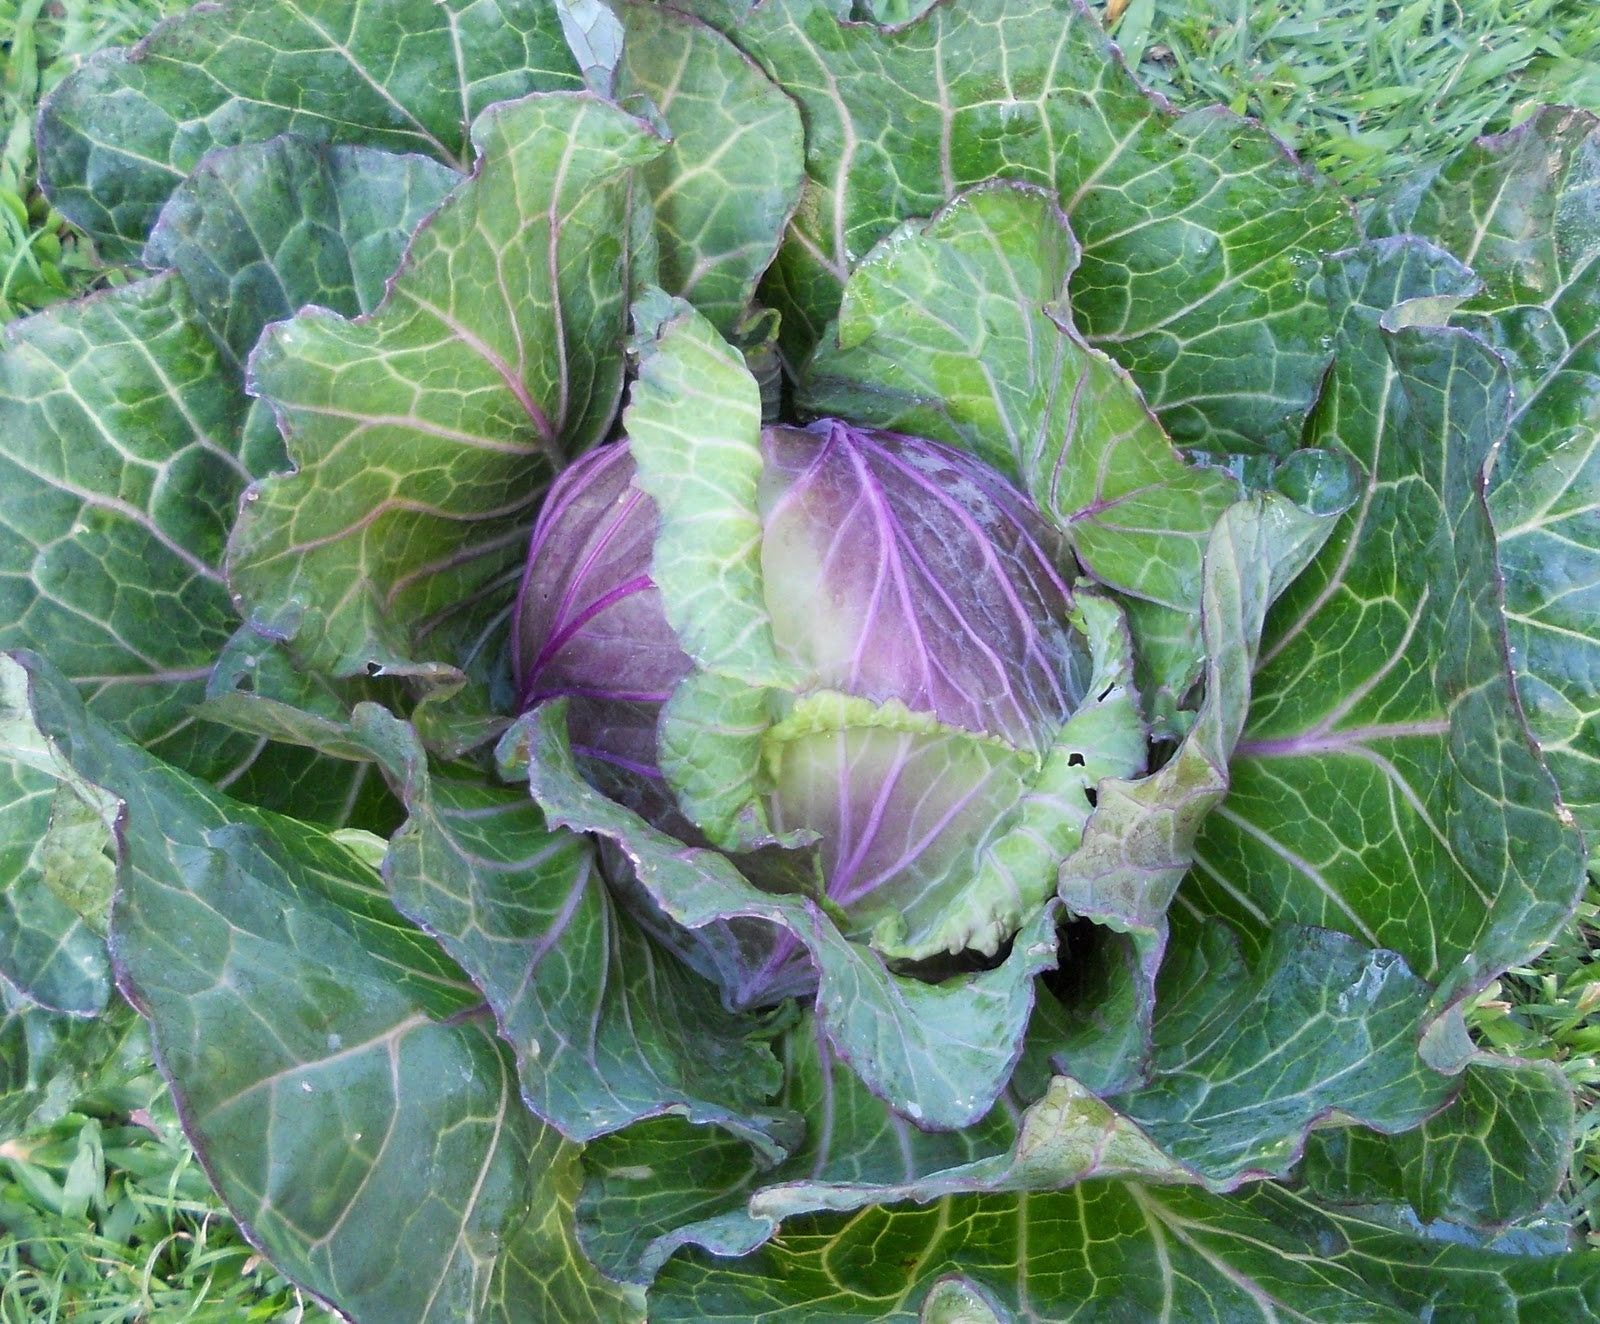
[[1, 0, 1597, 1318]]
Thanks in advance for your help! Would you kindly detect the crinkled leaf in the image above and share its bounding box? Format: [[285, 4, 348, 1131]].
[[947, 599, 1146, 943], [624, 293, 799, 848], [145, 137, 459, 369], [1302, 1056, 1575, 1232], [583, 917, 1468, 1289], [1110, 921, 1452, 1187], [484, 1126, 647, 1321], [578, 1015, 1019, 1284], [200, 627, 402, 765], [230, 93, 664, 681], [0, 276, 373, 823], [1051, 492, 1342, 1089], [645, 1180, 1600, 1320], [801, 182, 1240, 620], [1375, 108, 1600, 851], [505, 701, 1058, 1131], [4, 651, 636, 1324], [692, 0, 1354, 452], [38, 0, 581, 260], [1192, 239, 1586, 1014], [364, 709, 796, 1153], [616, 3, 804, 333]]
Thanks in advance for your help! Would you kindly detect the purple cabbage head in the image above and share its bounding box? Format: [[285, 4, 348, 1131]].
[[514, 420, 1092, 1000]]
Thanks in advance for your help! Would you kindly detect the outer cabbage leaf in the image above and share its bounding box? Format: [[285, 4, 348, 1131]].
[[37, 0, 581, 261], [0, 721, 113, 1013], [3, 651, 639, 1324], [229, 93, 664, 682], [687, 0, 1355, 452], [579, 917, 1462, 1289], [644, 1180, 1600, 1321], [1300, 1056, 1576, 1233], [505, 702, 1060, 1132], [0, 276, 379, 823], [1373, 108, 1600, 851], [615, 3, 805, 334], [577, 1017, 1019, 1285], [359, 706, 798, 1155], [1192, 238, 1586, 1017], [145, 137, 460, 369], [0, 990, 147, 1138]]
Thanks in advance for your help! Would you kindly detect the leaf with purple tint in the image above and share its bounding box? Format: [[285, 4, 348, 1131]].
[[363, 706, 798, 1154], [1373, 108, 1600, 855], [230, 93, 664, 683], [504, 701, 1060, 1131], [5, 651, 636, 1323], [1190, 239, 1585, 1019], [512, 438, 691, 825], [762, 689, 1037, 957], [912, 593, 1146, 963]]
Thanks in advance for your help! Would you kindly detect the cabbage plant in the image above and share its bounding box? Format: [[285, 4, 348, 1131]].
[[1, 0, 1597, 1317]]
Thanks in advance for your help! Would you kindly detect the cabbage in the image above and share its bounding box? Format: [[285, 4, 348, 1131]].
[[1, 0, 1594, 1318]]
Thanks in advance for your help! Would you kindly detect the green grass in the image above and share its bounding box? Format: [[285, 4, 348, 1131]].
[[0, 0, 1595, 1311], [1, 1106, 339, 1321], [1121, 0, 1600, 196]]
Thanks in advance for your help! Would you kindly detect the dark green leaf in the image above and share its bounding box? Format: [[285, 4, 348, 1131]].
[[369, 710, 796, 1153], [693, 0, 1355, 452], [0, 276, 375, 823], [38, 0, 581, 260], [1302, 1056, 1575, 1231], [4, 650, 637, 1323], [646, 1180, 1600, 1320], [1192, 239, 1586, 1016], [145, 137, 459, 369], [1375, 107, 1600, 854]]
